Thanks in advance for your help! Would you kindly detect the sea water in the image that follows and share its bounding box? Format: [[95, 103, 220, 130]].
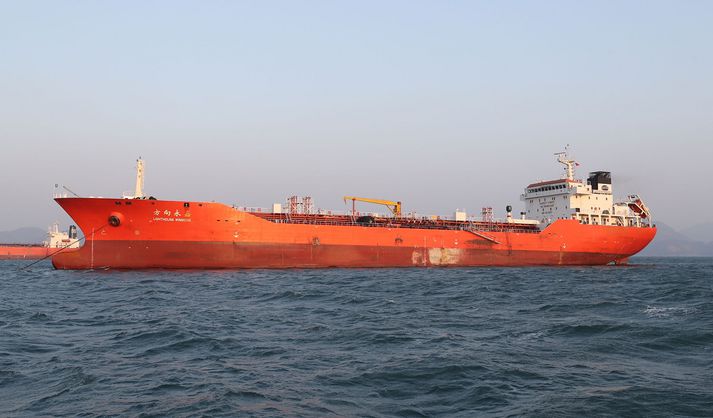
[[1, 258, 711, 416]]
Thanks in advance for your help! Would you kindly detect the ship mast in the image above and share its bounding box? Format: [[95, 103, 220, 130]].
[[554, 146, 577, 180], [134, 157, 145, 199]]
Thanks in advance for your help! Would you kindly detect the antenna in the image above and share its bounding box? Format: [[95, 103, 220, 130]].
[[554, 146, 577, 180], [62, 185, 80, 197]]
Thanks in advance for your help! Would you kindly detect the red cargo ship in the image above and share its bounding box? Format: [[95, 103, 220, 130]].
[[0, 224, 79, 260], [51, 153, 656, 270], [0, 244, 58, 260]]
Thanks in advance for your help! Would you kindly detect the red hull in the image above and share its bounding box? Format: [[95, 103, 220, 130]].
[[51, 198, 656, 269], [0, 245, 61, 260]]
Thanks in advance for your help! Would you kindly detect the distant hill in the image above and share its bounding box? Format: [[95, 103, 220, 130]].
[[0, 227, 47, 244], [680, 223, 713, 244], [639, 222, 713, 257]]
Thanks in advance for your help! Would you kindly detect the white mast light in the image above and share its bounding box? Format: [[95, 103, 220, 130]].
[[134, 157, 145, 199]]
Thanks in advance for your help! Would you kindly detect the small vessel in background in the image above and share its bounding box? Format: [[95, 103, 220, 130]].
[[0, 223, 79, 260], [51, 152, 656, 270]]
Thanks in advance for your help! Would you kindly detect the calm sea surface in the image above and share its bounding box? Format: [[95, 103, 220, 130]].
[[1, 258, 711, 417]]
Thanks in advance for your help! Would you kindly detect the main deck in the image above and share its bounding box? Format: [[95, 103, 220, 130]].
[[250, 212, 541, 234]]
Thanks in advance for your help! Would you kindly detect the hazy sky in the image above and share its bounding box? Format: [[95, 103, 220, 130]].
[[1, 0, 711, 232]]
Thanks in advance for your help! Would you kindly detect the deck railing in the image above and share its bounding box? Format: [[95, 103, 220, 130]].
[[249, 212, 541, 234]]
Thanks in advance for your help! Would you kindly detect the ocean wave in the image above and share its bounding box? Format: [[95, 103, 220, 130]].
[[1, 258, 712, 416], [644, 305, 698, 318]]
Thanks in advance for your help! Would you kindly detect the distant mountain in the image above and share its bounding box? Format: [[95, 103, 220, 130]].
[[0, 227, 47, 244], [639, 222, 713, 257], [680, 223, 713, 244]]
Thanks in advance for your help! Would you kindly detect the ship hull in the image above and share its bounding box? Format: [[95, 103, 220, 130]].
[[0, 245, 61, 260], [51, 198, 657, 270], [52, 240, 638, 269]]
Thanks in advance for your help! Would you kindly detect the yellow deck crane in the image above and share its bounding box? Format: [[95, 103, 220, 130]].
[[343, 196, 402, 217]]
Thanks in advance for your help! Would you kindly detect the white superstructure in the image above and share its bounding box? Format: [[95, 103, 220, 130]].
[[45, 223, 79, 248], [520, 150, 652, 228]]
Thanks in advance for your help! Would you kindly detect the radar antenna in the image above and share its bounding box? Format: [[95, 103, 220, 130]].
[[554, 145, 578, 180]]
